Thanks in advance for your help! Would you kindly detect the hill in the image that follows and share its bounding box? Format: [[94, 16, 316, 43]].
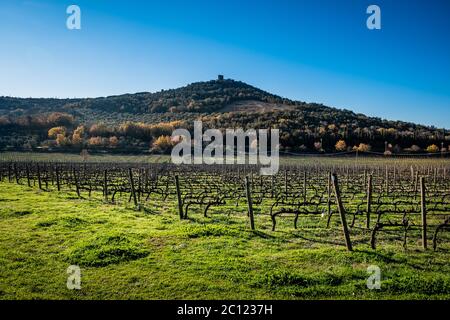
[[0, 78, 290, 114], [0, 77, 448, 154]]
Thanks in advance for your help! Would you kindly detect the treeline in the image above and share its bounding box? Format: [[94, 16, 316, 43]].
[[1, 78, 448, 154], [199, 108, 450, 153], [0, 112, 185, 153], [0, 110, 448, 155]]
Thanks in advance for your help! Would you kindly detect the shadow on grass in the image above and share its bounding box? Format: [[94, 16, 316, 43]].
[[251, 230, 276, 239]]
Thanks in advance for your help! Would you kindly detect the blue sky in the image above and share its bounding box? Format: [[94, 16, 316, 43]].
[[0, 0, 449, 128]]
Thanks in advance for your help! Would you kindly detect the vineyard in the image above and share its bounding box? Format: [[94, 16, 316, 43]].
[[1, 159, 450, 252]]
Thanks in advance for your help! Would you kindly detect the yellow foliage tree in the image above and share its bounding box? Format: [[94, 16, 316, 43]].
[[73, 125, 85, 137], [71, 126, 85, 147], [354, 143, 371, 152], [48, 126, 67, 139], [335, 140, 347, 151], [426, 144, 439, 153]]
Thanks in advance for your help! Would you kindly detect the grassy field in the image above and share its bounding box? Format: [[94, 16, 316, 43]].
[[1, 181, 450, 300]]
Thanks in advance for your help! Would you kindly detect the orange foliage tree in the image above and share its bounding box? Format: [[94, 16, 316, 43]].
[[335, 140, 347, 151]]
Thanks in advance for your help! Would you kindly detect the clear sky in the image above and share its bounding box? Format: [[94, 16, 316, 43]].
[[1, 0, 449, 128]]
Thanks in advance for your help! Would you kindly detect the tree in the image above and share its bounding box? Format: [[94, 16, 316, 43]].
[[88, 136, 104, 146], [72, 133, 83, 147], [47, 112, 74, 127], [72, 125, 85, 147], [89, 123, 110, 137], [0, 116, 11, 126], [426, 144, 439, 153], [335, 140, 347, 151], [354, 143, 371, 152], [56, 133, 69, 146], [73, 125, 85, 137], [48, 127, 67, 139], [152, 135, 174, 153], [109, 136, 119, 147]]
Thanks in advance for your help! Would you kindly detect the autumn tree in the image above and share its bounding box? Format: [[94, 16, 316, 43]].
[[88, 136, 104, 146], [119, 122, 152, 140], [56, 133, 69, 146], [48, 126, 67, 139], [152, 135, 174, 153], [30, 115, 47, 128], [72, 125, 86, 147], [335, 140, 347, 151], [426, 144, 439, 153], [354, 143, 371, 152], [72, 133, 83, 147], [89, 123, 110, 137]]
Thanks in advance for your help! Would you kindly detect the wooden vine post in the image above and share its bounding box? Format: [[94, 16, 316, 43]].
[[103, 169, 108, 202], [284, 170, 288, 194], [55, 166, 61, 191], [331, 173, 353, 251], [137, 169, 142, 203], [366, 175, 373, 229], [174, 175, 184, 220], [26, 164, 31, 187], [385, 166, 389, 194], [363, 170, 367, 190], [414, 171, 419, 193], [37, 164, 43, 190], [270, 175, 274, 198], [303, 171, 307, 202], [8, 163, 12, 183], [420, 177, 427, 249], [128, 168, 138, 207], [326, 172, 332, 228], [245, 176, 255, 230], [13, 163, 19, 184], [73, 167, 80, 198]]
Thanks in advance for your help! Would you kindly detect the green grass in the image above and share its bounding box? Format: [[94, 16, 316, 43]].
[[0, 182, 449, 300]]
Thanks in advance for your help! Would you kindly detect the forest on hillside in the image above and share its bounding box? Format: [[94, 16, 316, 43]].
[[0, 79, 448, 155]]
